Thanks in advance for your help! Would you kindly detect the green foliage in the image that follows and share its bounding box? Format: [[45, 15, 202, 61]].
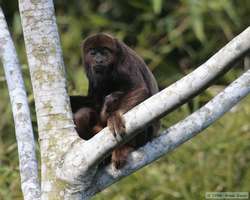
[[0, 0, 249, 199]]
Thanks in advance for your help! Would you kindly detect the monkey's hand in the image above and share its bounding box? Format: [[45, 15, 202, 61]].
[[100, 91, 124, 127], [107, 111, 126, 138]]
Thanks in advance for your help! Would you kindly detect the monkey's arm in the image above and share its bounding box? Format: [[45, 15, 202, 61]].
[[106, 86, 149, 169], [118, 86, 149, 112], [106, 86, 149, 137]]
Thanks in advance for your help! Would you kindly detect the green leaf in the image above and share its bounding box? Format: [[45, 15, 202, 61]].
[[192, 17, 205, 42], [152, 0, 162, 14]]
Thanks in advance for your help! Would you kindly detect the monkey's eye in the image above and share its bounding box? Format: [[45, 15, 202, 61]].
[[89, 49, 96, 56], [101, 48, 111, 55]]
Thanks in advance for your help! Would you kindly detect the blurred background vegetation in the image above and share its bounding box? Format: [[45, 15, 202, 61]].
[[0, 0, 250, 199]]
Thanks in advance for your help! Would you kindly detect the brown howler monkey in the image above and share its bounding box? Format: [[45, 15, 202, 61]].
[[71, 33, 160, 169]]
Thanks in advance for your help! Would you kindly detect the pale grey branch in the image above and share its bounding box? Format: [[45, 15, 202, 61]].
[[92, 69, 250, 195], [0, 7, 40, 200]]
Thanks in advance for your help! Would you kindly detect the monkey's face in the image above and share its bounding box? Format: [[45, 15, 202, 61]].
[[85, 47, 115, 76], [83, 33, 120, 80]]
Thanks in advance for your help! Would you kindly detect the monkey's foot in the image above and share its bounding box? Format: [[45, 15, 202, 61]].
[[112, 146, 133, 169]]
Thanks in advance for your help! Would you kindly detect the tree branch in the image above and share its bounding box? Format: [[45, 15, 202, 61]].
[[0, 7, 40, 200], [91, 69, 250, 195], [58, 27, 250, 182], [18, 0, 77, 198]]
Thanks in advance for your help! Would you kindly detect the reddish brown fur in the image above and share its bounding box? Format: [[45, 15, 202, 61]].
[[83, 33, 118, 53], [70, 33, 160, 169]]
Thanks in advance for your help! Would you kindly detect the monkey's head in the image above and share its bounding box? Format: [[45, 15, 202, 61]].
[[83, 33, 120, 79]]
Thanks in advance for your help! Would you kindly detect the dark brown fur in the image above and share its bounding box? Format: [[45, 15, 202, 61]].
[[71, 33, 159, 169]]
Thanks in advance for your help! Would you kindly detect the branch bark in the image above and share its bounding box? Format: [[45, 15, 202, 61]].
[[0, 7, 40, 200], [18, 0, 77, 198]]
